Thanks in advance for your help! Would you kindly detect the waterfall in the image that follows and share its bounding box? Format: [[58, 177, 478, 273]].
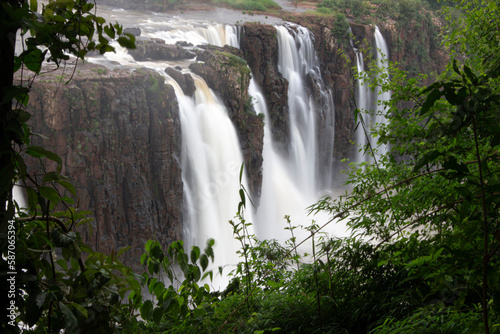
[[275, 25, 317, 195], [353, 48, 370, 163], [373, 26, 390, 157], [253, 24, 340, 244], [351, 26, 391, 162], [174, 75, 252, 270]]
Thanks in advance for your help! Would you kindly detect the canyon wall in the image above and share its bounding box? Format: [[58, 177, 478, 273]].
[[27, 66, 183, 267]]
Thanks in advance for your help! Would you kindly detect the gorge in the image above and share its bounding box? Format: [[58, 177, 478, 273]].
[[24, 4, 447, 271]]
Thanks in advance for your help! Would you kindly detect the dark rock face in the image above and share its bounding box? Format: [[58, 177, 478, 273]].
[[165, 67, 196, 97], [123, 27, 141, 36], [129, 39, 196, 61], [241, 23, 290, 153], [189, 45, 264, 204], [27, 65, 183, 269]]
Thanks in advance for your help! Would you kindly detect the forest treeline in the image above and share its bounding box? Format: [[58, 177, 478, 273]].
[[1, 0, 499, 333]]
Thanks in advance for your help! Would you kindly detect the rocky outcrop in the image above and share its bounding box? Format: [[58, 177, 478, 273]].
[[165, 67, 196, 97], [189, 45, 264, 203], [129, 39, 196, 61], [241, 23, 290, 153], [27, 64, 182, 269]]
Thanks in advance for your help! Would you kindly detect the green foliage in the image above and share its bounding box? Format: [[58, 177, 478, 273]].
[[213, 0, 281, 12], [371, 0, 427, 21], [317, 0, 370, 17], [139, 239, 217, 329]]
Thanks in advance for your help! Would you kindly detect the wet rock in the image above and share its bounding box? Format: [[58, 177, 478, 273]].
[[241, 23, 290, 153], [124, 27, 141, 36], [129, 39, 196, 61], [27, 64, 183, 270], [165, 67, 196, 96]]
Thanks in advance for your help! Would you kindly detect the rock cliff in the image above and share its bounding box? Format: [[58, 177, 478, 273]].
[[27, 65, 182, 268]]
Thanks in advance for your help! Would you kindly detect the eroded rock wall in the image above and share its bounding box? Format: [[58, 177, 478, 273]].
[[241, 23, 290, 153], [27, 65, 182, 268]]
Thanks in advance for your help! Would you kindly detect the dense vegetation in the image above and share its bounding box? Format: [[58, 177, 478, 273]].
[[1, 0, 499, 333]]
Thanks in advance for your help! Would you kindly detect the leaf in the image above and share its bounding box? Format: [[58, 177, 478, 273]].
[[26, 187, 38, 211], [153, 281, 165, 298], [117, 34, 136, 49], [39, 185, 60, 203], [43, 171, 62, 183], [58, 302, 77, 329], [190, 246, 200, 264], [413, 150, 442, 172], [117, 246, 131, 257], [13, 109, 31, 122], [26, 145, 62, 167], [152, 307, 163, 324], [104, 25, 115, 39], [419, 87, 442, 116], [140, 300, 153, 321], [200, 254, 209, 271], [443, 88, 464, 106], [267, 280, 279, 288], [443, 156, 469, 175], [239, 162, 244, 183], [69, 302, 88, 318], [30, 0, 37, 12], [23, 48, 45, 74], [36, 291, 48, 308], [56, 180, 76, 196]]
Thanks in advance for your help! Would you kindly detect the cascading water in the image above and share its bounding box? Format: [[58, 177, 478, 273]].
[[275, 25, 318, 196], [353, 48, 370, 163], [373, 26, 391, 157], [253, 24, 342, 244], [174, 75, 251, 270], [351, 26, 391, 162]]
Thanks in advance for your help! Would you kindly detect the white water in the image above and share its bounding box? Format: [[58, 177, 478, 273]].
[[275, 25, 318, 196], [352, 26, 391, 163], [353, 49, 370, 163], [253, 24, 344, 246], [373, 26, 391, 158], [176, 76, 252, 271]]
